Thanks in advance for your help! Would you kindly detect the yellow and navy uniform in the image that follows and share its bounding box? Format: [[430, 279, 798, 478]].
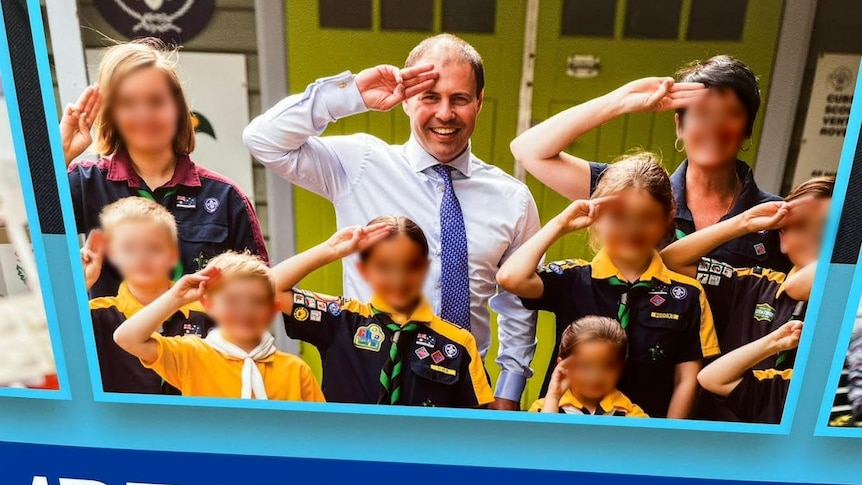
[[283, 290, 494, 408], [521, 249, 720, 417], [528, 389, 648, 417], [723, 368, 792, 424], [89, 282, 215, 394], [697, 259, 804, 369], [142, 333, 325, 401]]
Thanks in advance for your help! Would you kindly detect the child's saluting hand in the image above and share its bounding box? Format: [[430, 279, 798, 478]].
[[552, 196, 618, 234], [80, 229, 106, 291], [541, 357, 571, 413], [325, 223, 392, 258], [170, 266, 222, 306]]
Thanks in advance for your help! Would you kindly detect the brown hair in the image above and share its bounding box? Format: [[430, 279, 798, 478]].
[[359, 216, 429, 261], [558, 316, 627, 361], [94, 38, 195, 156], [405, 33, 484, 97], [785, 176, 835, 203], [204, 251, 275, 300], [589, 151, 675, 249], [99, 196, 178, 245]]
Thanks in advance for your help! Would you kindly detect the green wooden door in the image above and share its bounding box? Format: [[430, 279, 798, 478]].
[[524, 0, 785, 405], [285, 0, 527, 383]]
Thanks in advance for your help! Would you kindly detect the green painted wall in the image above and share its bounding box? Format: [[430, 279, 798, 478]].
[[285, 0, 785, 408]]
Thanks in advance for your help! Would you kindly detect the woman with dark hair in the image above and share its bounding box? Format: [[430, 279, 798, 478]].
[[511, 55, 790, 272]]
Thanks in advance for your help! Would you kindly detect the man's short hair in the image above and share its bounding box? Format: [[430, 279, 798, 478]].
[[405, 33, 484, 97]]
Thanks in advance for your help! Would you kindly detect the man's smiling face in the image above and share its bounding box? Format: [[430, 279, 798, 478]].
[[403, 56, 483, 163]]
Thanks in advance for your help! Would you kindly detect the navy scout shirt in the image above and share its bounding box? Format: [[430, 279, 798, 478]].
[[89, 282, 215, 394], [724, 368, 791, 424], [283, 290, 494, 408], [68, 150, 268, 298], [588, 159, 791, 272], [521, 250, 720, 418]]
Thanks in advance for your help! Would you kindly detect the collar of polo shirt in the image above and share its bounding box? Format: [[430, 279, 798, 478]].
[[590, 249, 673, 284], [105, 148, 203, 189], [404, 136, 473, 178], [557, 389, 637, 415], [775, 266, 800, 298], [370, 294, 435, 325], [112, 281, 197, 319]]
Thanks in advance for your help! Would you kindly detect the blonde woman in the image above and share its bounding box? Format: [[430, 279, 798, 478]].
[[61, 39, 266, 298]]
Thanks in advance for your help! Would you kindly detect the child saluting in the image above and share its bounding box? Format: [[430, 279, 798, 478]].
[[498, 153, 719, 418], [114, 252, 324, 401], [272, 216, 493, 408], [530, 316, 647, 417]]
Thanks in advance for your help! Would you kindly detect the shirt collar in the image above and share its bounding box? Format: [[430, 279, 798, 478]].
[[404, 136, 473, 177], [558, 390, 635, 415], [671, 159, 761, 222], [776, 266, 799, 298], [105, 148, 202, 189], [117, 281, 194, 319], [370, 295, 435, 325], [591, 249, 673, 284]]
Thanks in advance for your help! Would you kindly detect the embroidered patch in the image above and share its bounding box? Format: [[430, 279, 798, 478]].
[[183, 322, 202, 336], [327, 301, 342, 316], [293, 306, 309, 322], [548, 263, 563, 275], [754, 303, 776, 323], [416, 333, 436, 348], [204, 197, 220, 213], [415, 347, 430, 360], [443, 343, 459, 358], [293, 293, 305, 305], [650, 294, 666, 307], [723, 266, 733, 278], [431, 350, 445, 364], [671, 286, 688, 300], [316, 301, 326, 311], [175, 195, 196, 209], [648, 344, 665, 361], [710, 263, 724, 274], [697, 260, 709, 272], [708, 275, 721, 286], [430, 364, 456, 376], [309, 310, 322, 322], [353, 324, 384, 352], [650, 312, 679, 320], [753, 243, 767, 256], [305, 296, 317, 307]]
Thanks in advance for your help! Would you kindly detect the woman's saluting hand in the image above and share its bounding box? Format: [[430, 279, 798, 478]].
[[610, 77, 708, 114], [60, 85, 101, 164]]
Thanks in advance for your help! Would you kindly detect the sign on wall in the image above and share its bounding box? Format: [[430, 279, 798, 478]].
[[92, 0, 215, 44], [84, 50, 254, 202], [792, 53, 861, 188]]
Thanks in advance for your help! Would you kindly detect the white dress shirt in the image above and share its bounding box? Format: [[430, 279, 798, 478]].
[[243, 71, 540, 401]]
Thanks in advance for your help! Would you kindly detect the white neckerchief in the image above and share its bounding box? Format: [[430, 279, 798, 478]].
[[204, 329, 276, 400]]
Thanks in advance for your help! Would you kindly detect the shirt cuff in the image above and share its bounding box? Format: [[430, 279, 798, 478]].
[[317, 71, 370, 120], [495, 370, 527, 402]]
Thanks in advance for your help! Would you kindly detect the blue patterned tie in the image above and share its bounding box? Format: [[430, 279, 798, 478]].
[[433, 164, 471, 330]]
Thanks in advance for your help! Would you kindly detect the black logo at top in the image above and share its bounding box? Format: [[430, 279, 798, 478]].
[[93, 0, 216, 44]]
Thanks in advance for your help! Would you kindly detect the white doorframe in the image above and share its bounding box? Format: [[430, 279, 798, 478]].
[[754, 0, 818, 194]]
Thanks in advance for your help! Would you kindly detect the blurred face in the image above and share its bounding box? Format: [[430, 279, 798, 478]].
[[403, 57, 482, 163], [593, 189, 672, 264], [106, 220, 177, 286], [111, 66, 179, 154], [562, 340, 623, 401], [204, 278, 278, 345], [780, 197, 831, 267], [676, 89, 749, 169], [357, 234, 430, 312]]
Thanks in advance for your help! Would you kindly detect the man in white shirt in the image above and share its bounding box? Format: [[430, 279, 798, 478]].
[[243, 34, 540, 410]]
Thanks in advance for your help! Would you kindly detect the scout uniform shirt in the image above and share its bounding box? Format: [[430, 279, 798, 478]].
[[142, 333, 325, 401], [521, 249, 720, 418], [696, 259, 804, 369], [528, 389, 648, 417], [68, 149, 268, 298], [89, 282, 216, 394], [283, 290, 494, 408], [587, 159, 792, 272], [723, 369, 792, 424]]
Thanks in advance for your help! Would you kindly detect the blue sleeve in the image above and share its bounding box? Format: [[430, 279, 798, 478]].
[[589, 162, 610, 195], [67, 165, 86, 234], [226, 187, 269, 264]]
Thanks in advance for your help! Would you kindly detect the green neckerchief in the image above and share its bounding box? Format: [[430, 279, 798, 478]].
[[372, 308, 421, 405], [136, 188, 184, 281], [607, 276, 654, 330]]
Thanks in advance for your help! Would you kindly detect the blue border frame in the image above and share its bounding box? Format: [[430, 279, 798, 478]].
[[0, 0, 70, 400]]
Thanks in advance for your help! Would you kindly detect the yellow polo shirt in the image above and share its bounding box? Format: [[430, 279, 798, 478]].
[[529, 389, 648, 417], [143, 333, 325, 402]]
